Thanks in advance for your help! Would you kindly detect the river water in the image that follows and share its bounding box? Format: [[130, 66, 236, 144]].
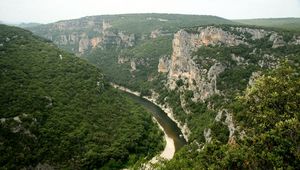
[[123, 91, 187, 152]]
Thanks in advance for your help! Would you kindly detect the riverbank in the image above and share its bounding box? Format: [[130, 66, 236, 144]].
[[110, 83, 190, 141], [111, 83, 190, 161], [111, 83, 176, 160], [143, 94, 190, 142]]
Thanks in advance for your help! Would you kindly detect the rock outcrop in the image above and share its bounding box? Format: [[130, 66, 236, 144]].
[[157, 26, 290, 101], [290, 35, 300, 45], [258, 54, 278, 68], [158, 56, 170, 73], [31, 19, 135, 55], [185, 26, 246, 47], [118, 32, 135, 47], [150, 29, 162, 39], [130, 61, 136, 72], [160, 27, 234, 101], [157, 26, 298, 146], [269, 33, 286, 48], [234, 27, 268, 40], [215, 109, 236, 143], [150, 29, 171, 39], [78, 35, 90, 53]]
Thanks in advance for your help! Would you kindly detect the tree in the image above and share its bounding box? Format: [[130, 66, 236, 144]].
[[233, 61, 300, 168]]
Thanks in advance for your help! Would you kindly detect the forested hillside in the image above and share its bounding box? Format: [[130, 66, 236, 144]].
[[151, 25, 300, 169], [236, 18, 300, 32], [161, 61, 300, 169], [24, 14, 300, 169], [28, 14, 236, 91], [0, 24, 163, 169]]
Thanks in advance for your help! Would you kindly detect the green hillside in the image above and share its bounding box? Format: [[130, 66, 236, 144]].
[[29, 14, 237, 92], [105, 13, 236, 34], [161, 62, 300, 169], [17, 22, 41, 28], [236, 18, 300, 32], [32, 13, 236, 34], [0, 24, 163, 169], [24, 14, 300, 169]]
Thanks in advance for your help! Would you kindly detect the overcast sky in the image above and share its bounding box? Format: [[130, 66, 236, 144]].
[[1, 0, 300, 24]]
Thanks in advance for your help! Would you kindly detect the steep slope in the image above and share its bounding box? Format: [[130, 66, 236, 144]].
[[236, 18, 300, 32], [28, 14, 236, 91], [29, 14, 235, 54], [154, 25, 300, 142], [161, 62, 300, 169], [0, 24, 163, 169], [25, 14, 300, 169], [153, 25, 300, 169]]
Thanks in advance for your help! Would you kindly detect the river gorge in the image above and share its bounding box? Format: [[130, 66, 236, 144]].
[[111, 83, 187, 161]]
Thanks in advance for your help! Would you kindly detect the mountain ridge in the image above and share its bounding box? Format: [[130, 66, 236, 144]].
[[236, 17, 300, 32]]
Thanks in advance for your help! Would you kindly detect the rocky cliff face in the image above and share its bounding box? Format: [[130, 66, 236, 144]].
[[158, 55, 170, 73], [157, 25, 300, 144], [158, 26, 295, 101], [31, 20, 135, 55], [160, 27, 242, 101]]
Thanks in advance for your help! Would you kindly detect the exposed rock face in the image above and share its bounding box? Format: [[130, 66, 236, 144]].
[[31, 19, 135, 55], [248, 71, 262, 86], [1, 114, 37, 138], [58, 35, 68, 45], [272, 38, 285, 48], [158, 26, 289, 102], [258, 54, 278, 68], [234, 27, 268, 40], [188, 26, 246, 47], [158, 56, 170, 73], [69, 34, 78, 44], [290, 35, 300, 45], [90, 37, 102, 48], [215, 109, 236, 142], [78, 36, 89, 53], [118, 32, 135, 47], [150, 29, 162, 39], [155, 25, 299, 148], [130, 61, 136, 72], [150, 29, 171, 39], [161, 28, 231, 101], [269, 33, 285, 48], [231, 54, 247, 66], [102, 20, 112, 30], [204, 128, 212, 143], [118, 55, 150, 75]]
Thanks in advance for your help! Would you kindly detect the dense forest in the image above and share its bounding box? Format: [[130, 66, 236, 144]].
[[160, 61, 300, 169], [1, 13, 300, 169], [0, 24, 163, 169], [236, 18, 300, 32]]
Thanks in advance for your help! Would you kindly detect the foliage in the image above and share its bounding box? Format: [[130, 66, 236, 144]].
[[236, 18, 300, 32], [87, 36, 172, 92], [110, 14, 235, 34], [160, 61, 300, 169], [28, 14, 238, 93], [0, 24, 163, 169], [25, 16, 300, 169]]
